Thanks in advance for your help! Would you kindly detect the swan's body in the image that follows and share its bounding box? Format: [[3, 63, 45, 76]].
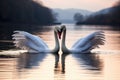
[[61, 25, 105, 53], [12, 27, 61, 53]]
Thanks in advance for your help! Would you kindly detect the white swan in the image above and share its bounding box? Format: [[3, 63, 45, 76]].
[[12, 27, 62, 53], [60, 25, 105, 53]]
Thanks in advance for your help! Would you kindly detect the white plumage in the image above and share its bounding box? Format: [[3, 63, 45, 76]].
[[61, 25, 105, 53], [12, 26, 61, 53], [71, 31, 105, 53], [12, 31, 49, 53]]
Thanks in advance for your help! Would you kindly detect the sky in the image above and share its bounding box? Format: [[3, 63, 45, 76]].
[[35, 0, 118, 11]]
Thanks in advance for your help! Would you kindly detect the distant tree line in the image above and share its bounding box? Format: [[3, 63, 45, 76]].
[[75, 1, 120, 26], [74, 13, 84, 22], [0, 0, 55, 25], [0, 0, 55, 40]]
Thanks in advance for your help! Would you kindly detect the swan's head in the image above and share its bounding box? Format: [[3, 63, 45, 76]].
[[55, 25, 66, 39], [55, 26, 62, 39], [60, 25, 66, 31]]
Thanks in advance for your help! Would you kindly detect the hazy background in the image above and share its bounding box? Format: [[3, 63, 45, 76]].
[[0, 0, 120, 40], [39, 0, 118, 11]]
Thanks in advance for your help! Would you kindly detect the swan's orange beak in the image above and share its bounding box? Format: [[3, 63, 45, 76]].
[[58, 32, 62, 39]]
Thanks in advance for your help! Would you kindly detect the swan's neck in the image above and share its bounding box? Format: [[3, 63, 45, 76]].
[[62, 30, 66, 46], [52, 31, 59, 53], [62, 30, 70, 53]]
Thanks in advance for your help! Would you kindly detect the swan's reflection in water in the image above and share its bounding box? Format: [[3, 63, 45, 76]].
[[51, 52, 59, 69], [53, 52, 102, 73], [62, 53, 102, 73], [18, 52, 102, 72], [17, 52, 47, 70], [52, 52, 70, 73], [61, 53, 70, 73], [72, 53, 102, 71], [17, 52, 103, 80]]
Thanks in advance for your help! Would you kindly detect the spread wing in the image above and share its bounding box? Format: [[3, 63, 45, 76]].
[[12, 31, 49, 52], [71, 31, 105, 53]]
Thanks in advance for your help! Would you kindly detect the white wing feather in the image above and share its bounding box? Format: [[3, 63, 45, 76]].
[[12, 31, 49, 52], [71, 31, 105, 53]]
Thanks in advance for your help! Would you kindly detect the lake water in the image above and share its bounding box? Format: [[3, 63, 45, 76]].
[[0, 24, 120, 80]]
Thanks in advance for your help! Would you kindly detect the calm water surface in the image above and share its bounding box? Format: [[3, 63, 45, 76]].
[[0, 24, 120, 80]]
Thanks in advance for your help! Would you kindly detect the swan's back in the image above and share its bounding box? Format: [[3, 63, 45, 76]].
[[12, 31, 49, 52]]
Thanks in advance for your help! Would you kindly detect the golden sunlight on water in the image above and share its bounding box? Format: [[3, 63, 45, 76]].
[[0, 24, 120, 80]]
